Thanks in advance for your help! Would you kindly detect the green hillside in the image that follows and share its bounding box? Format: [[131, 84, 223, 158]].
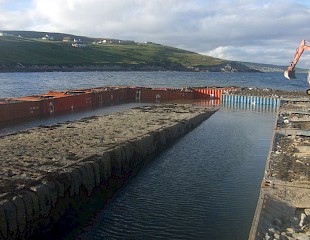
[[0, 32, 257, 72]]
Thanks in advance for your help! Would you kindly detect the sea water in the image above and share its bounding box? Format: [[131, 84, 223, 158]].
[[0, 71, 308, 98]]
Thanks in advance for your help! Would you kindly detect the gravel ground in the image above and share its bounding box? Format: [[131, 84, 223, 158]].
[[0, 104, 217, 197]]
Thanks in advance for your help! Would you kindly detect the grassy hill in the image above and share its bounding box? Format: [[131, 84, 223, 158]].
[[0, 31, 262, 72]]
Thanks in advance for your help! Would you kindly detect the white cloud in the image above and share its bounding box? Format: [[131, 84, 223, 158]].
[[0, 0, 310, 68]]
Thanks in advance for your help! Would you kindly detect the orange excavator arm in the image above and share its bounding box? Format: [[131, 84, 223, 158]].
[[284, 40, 310, 79]]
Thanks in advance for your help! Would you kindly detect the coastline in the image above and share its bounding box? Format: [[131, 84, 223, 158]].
[[0, 62, 261, 73]]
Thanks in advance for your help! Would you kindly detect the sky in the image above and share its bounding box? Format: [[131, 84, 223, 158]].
[[1, 0, 310, 68]]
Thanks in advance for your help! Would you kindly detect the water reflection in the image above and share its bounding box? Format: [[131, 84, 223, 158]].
[[221, 100, 278, 113], [74, 109, 276, 240]]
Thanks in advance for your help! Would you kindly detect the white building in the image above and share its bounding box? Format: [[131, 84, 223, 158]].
[[42, 34, 54, 40]]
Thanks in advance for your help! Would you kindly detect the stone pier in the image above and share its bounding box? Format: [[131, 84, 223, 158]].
[[249, 98, 310, 240], [0, 104, 218, 239]]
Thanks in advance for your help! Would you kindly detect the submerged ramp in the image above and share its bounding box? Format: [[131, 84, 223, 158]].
[[0, 104, 218, 239]]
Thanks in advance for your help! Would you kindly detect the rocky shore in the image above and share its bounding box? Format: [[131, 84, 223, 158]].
[[0, 63, 193, 72], [231, 87, 308, 98], [0, 61, 259, 73]]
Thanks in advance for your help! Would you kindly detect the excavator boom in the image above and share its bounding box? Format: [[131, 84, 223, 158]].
[[284, 40, 310, 80]]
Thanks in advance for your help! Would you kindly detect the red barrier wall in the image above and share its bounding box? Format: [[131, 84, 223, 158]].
[[0, 100, 41, 123], [0, 86, 235, 124]]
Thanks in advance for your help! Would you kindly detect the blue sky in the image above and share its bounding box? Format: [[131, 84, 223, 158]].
[[2, 0, 33, 11], [1, 0, 310, 68]]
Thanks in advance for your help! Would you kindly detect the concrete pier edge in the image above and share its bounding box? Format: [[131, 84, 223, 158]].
[[248, 97, 310, 240], [0, 107, 217, 239], [248, 101, 280, 240]]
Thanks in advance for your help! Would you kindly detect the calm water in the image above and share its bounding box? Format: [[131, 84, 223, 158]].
[[0, 72, 282, 239], [74, 107, 276, 240], [0, 71, 308, 98]]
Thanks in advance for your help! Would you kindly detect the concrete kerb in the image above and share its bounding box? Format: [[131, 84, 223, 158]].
[[68, 168, 81, 197], [11, 196, 26, 235], [122, 141, 135, 170], [0, 202, 8, 239], [19, 190, 40, 222], [99, 152, 112, 181], [31, 184, 52, 219], [110, 147, 125, 177], [1, 200, 17, 239], [43, 181, 58, 209], [157, 130, 167, 150], [78, 163, 96, 196], [17, 191, 34, 226], [90, 161, 101, 187], [248, 102, 280, 239]]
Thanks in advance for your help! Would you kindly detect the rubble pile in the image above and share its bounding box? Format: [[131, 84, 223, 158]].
[[264, 208, 310, 240]]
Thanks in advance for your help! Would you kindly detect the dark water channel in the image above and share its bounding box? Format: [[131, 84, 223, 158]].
[[72, 106, 276, 240]]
